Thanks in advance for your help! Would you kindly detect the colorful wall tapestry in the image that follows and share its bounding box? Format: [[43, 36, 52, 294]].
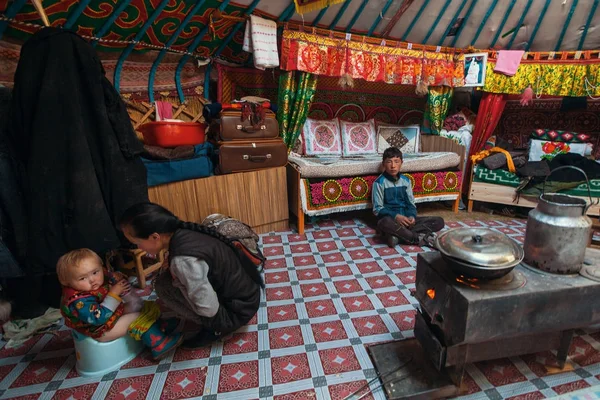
[[496, 99, 600, 155], [280, 30, 464, 87], [300, 171, 462, 216], [482, 59, 600, 97], [218, 65, 427, 126], [0, 41, 204, 96]]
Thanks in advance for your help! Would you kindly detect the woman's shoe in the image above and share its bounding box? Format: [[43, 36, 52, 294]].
[[159, 318, 180, 335], [182, 329, 221, 349], [140, 323, 184, 360]]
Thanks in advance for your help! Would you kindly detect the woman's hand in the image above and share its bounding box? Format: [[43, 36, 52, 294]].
[[110, 279, 131, 297]]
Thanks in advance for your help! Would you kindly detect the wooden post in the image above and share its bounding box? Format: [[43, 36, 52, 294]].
[[297, 184, 305, 235], [453, 196, 460, 213]]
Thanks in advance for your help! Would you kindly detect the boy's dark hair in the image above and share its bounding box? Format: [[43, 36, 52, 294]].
[[382, 147, 403, 161]]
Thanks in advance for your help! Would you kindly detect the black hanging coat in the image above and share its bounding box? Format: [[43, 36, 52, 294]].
[[8, 28, 148, 276], [0, 87, 26, 278]]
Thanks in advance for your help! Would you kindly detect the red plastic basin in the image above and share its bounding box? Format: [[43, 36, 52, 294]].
[[138, 121, 206, 148]]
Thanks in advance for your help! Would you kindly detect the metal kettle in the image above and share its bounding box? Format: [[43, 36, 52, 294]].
[[523, 166, 595, 274]]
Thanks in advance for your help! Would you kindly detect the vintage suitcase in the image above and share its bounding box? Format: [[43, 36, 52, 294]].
[[219, 109, 279, 141], [217, 139, 287, 174]]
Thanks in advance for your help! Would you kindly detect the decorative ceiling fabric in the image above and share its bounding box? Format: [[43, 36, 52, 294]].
[[293, 0, 346, 15], [0, 0, 254, 64], [280, 30, 464, 87], [483, 59, 600, 97], [2, 0, 600, 65]]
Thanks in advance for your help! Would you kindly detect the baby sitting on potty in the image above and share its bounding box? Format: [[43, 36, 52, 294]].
[[57, 248, 182, 360]]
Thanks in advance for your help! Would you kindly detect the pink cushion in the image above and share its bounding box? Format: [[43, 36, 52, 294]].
[[302, 118, 342, 156], [340, 120, 377, 156]]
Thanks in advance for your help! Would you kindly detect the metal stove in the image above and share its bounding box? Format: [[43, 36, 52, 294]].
[[368, 250, 600, 399]]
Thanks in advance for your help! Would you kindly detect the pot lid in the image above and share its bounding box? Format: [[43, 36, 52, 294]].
[[435, 228, 524, 268]]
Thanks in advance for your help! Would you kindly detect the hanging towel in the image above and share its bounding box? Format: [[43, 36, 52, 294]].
[[242, 15, 279, 70], [155, 101, 173, 121], [494, 50, 525, 76]]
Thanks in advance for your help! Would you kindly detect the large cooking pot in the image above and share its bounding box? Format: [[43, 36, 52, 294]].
[[523, 166, 595, 274], [435, 228, 524, 279]]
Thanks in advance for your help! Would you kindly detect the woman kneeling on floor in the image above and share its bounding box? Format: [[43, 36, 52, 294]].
[[119, 203, 263, 349]]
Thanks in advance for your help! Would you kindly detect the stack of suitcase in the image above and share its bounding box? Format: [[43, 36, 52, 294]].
[[209, 106, 288, 174]]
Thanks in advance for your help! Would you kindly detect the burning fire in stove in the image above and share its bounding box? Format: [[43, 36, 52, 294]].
[[455, 276, 481, 289]]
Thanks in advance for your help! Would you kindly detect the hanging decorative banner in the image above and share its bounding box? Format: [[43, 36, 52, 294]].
[[280, 30, 464, 87], [463, 53, 488, 87], [293, 0, 347, 15], [482, 59, 600, 97]]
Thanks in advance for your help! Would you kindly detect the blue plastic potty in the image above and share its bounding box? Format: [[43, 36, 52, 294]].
[[72, 330, 144, 377]]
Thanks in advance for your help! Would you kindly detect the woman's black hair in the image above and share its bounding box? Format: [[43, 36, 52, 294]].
[[119, 202, 264, 288]]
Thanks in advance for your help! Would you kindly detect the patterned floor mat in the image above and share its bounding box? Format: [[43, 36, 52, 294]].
[[0, 217, 599, 399]]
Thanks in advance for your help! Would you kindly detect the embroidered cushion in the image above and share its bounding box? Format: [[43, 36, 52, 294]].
[[528, 139, 593, 162], [339, 120, 377, 156], [302, 118, 342, 156], [531, 129, 591, 143], [377, 125, 420, 154]]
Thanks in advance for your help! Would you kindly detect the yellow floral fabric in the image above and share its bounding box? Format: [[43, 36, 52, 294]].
[[483, 61, 600, 97]]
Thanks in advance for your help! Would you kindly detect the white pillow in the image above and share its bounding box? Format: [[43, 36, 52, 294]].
[[302, 118, 342, 157], [528, 139, 593, 162], [339, 119, 377, 156]]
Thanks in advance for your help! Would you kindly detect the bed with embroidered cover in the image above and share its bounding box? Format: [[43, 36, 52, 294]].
[[287, 117, 466, 234], [468, 129, 600, 216]]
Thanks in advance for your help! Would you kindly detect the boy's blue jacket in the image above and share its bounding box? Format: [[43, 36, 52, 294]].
[[372, 172, 417, 219]]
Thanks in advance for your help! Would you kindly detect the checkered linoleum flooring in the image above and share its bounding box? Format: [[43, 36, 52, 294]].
[[1, 217, 600, 400]]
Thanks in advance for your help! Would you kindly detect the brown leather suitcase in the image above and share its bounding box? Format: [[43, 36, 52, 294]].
[[219, 110, 279, 141], [217, 139, 288, 174]]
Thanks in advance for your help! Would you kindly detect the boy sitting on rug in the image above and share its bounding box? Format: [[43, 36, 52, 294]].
[[372, 147, 445, 248], [58, 248, 183, 360]]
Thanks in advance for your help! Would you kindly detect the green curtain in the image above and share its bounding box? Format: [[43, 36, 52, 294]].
[[423, 86, 453, 135], [277, 70, 318, 151]]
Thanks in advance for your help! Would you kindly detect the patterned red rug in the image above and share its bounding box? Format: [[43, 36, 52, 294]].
[[0, 217, 599, 399]]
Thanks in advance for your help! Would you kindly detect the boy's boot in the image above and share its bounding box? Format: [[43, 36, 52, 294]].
[[385, 234, 399, 248], [140, 322, 184, 360]]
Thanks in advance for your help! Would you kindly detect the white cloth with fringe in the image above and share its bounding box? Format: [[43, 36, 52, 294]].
[[243, 15, 279, 70]]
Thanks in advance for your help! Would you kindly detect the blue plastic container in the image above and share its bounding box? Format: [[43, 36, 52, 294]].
[[72, 330, 144, 377]]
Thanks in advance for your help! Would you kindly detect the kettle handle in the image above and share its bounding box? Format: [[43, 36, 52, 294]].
[[542, 165, 597, 213]]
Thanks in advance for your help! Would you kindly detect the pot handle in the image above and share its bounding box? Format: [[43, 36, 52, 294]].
[[542, 165, 598, 213]]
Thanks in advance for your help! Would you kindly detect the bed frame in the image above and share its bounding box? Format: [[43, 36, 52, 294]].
[[288, 135, 466, 234], [467, 166, 600, 216]]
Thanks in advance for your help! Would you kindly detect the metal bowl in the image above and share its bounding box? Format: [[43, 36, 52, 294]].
[[436, 228, 524, 280], [440, 254, 519, 280]]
